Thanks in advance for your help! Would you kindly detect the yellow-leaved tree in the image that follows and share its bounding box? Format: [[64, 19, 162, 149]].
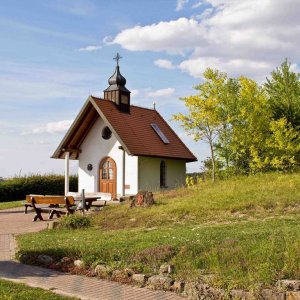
[[173, 69, 227, 182]]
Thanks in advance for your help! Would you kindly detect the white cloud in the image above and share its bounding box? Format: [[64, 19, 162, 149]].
[[103, 36, 114, 45], [78, 45, 102, 52], [192, 1, 202, 9], [179, 57, 272, 81], [195, 8, 213, 20], [23, 120, 73, 135], [176, 0, 189, 11], [113, 18, 206, 54], [154, 59, 176, 69], [131, 89, 139, 97], [113, 0, 300, 80], [147, 88, 175, 98]]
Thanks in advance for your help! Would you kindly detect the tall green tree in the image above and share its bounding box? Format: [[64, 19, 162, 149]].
[[265, 59, 300, 128], [177, 66, 300, 177], [266, 118, 300, 171], [223, 77, 271, 173], [173, 68, 227, 182]]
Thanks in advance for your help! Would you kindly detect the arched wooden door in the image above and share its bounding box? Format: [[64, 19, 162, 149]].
[[99, 157, 116, 198]]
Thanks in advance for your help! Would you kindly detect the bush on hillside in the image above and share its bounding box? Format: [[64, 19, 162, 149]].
[[59, 214, 91, 229], [0, 174, 78, 202]]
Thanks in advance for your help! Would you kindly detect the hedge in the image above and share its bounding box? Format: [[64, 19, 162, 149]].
[[0, 174, 78, 202]]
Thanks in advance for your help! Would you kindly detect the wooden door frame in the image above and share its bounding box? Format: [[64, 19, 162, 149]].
[[99, 156, 117, 198]]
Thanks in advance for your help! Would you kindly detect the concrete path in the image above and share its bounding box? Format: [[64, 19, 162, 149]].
[[0, 207, 184, 300]]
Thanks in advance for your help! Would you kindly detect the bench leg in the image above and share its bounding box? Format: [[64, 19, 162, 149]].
[[32, 208, 43, 222], [24, 204, 32, 214], [49, 210, 55, 220], [33, 213, 43, 222]]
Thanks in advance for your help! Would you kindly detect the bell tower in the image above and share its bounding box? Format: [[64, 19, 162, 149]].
[[104, 53, 131, 113]]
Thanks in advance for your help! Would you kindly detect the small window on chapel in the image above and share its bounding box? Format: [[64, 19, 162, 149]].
[[160, 160, 166, 188], [102, 126, 112, 140]]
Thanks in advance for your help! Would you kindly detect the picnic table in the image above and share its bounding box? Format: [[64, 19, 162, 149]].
[[25, 195, 76, 222], [67, 192, 112, 210], [25, 192, 112, 221]]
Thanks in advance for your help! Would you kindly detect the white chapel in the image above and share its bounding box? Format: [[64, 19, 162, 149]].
[[52, 55, 197, 198]]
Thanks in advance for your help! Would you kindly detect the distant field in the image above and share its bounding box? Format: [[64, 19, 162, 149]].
[[0, 200, 24, 210], [17, 172, 300, 291]]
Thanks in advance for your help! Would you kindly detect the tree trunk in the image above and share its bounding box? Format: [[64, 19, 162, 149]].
[[209, 140, 216, 183]]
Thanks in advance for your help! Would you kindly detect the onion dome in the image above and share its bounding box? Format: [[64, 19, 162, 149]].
[[108, 65, 126, 86]]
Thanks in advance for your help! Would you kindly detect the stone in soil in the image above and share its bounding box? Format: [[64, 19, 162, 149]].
[[37, 254, 53, 266], [277, 280, 300, 291], [159, 264, 174, 274], [74, 259, 85, 268], [132, 274, 147, 285], [286, 291, 300, 300], [94, 264, 111, 277], [184, 282, 226, 300], [261, 289, 285, 300], [171, 280, 185, 293], [230, 289, 253, 299], [147, 275, 174, 291]]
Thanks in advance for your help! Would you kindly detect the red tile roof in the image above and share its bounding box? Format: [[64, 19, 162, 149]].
[[92, 97, 197, 162], [52, 96, 197, 162]]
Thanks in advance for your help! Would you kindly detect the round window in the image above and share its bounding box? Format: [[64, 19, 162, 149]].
[[102, 126, 112, 140]]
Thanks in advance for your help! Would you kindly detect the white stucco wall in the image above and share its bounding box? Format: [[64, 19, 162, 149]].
[[138, 157, 186, 192], [78, 117, 138, 196]]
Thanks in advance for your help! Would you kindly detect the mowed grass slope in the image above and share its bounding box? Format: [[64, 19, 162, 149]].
[[17, 173, 300, 291], [94, 172, 300, 229]]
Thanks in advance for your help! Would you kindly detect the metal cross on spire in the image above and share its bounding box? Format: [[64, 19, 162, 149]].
[[113, 53, 122, 66]]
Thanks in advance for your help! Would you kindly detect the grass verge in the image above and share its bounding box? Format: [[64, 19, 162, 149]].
[[0, 200, 24, 210], [16, 172, 300, 292], [0, 279, 78, 300]]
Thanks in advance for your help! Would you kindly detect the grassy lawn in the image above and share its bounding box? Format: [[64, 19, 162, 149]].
[[17, 172, 300, 292], [93, 172, 300, 230], [0, 279, 78, 300], [0, 200, 24, 210]]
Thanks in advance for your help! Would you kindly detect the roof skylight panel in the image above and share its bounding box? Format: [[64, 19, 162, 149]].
[[151, 123, 170, 144]]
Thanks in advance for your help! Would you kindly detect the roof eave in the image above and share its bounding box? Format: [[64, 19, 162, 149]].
[[51, 95, 94, 159]]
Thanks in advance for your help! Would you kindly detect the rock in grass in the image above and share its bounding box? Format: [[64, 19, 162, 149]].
[[94, 264, 110, 277], [147, 275, 174, 291], [132, 274, 147, 285], [277, 280, 300, 291], [60, 257, 73, 264], [184, 282, 226, 299], [286, 291, 300, 300], [159, 263, 174, 274], [47, 221, 59, 230], [261, 289, 285, 300], [124, 268, 134, 277], [171, 280, 185, 293], [38, 254, 53, 266], [74, 259, 85, 268], [230, 289, 253, 299], [111, 269, 130, 281]]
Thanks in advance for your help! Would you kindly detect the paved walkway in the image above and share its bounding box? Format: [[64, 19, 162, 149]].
[[0, 207, 184, 300]]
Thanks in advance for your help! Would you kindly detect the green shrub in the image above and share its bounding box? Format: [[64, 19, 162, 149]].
[[0, 174, 78, 202], [59, 214, 91, 229]]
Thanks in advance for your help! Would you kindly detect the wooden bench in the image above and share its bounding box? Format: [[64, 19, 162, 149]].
[[25, 195, 75, 222]]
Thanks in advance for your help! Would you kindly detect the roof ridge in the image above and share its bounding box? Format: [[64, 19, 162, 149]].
[[91, 95, 156, 112]]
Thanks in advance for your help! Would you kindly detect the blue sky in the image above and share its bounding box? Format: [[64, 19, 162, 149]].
[[0, 0, 299, 177]]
